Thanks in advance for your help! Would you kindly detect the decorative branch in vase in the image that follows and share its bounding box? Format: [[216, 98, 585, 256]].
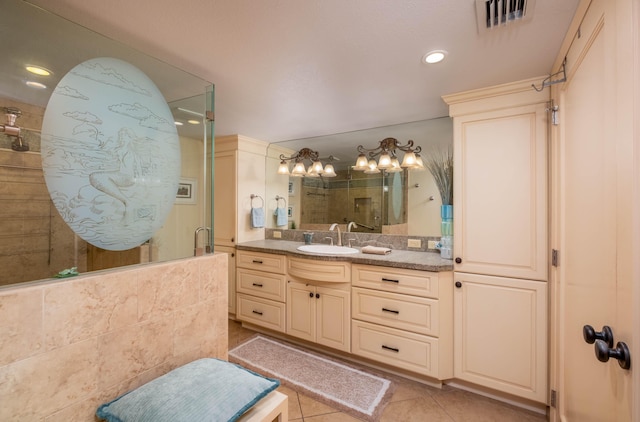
[[424, 148, 453, 206]]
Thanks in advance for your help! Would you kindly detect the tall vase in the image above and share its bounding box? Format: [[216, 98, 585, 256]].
[[439, 205, 453, 259]]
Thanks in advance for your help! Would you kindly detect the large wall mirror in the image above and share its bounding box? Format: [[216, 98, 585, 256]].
[[265, 117, 452, 237], [0, 1, 214, 287]]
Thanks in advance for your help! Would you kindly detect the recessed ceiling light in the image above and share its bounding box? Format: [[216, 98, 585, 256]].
[[26, 81, 47, 89], [422, 50, 447, 64], [26, 65, 52, 76], [174, 121, 184, 126], [187, 119, 200, 125]]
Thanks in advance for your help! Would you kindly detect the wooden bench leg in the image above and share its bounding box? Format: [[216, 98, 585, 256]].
[[237, 390, 288, 422]]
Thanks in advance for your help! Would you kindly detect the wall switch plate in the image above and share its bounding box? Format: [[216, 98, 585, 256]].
[[427, 240, 439, 249], [273, 231, 282, 238], [407, 239, 421, 248]]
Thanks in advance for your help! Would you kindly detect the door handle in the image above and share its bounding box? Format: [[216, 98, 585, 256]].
[[594, 340, 631, 370], [583, 325, 614, 348]]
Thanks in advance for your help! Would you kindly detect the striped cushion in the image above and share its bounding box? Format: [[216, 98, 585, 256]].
[[96, 358, 279, 422]]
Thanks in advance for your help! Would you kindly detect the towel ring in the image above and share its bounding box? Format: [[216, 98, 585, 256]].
[[275, 195, 287, 207], [250, 194, 264, 208]]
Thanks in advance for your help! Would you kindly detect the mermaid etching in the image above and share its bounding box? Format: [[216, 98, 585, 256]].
[[89, 127, 152, 224]]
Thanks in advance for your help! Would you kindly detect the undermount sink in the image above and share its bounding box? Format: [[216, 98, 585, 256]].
[[296, 244, 359, 255]]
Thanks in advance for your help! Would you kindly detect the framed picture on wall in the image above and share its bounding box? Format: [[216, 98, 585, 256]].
[[287, 206, 293, 218], [176, 177, 197, 204], [288, 181, 295, 195]]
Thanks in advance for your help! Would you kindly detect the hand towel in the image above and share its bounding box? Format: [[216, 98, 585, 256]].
[[361, 245, 392, 255], [251, 207, 265, 228], [274, 207, 288, 227]]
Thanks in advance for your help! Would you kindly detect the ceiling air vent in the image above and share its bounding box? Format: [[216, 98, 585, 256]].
[[475, 0, 536, 32]]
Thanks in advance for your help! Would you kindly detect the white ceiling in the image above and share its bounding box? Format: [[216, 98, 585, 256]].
[[25, 0, 579, 143]]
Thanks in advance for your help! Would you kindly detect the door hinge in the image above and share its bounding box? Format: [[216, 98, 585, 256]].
[[550, 389, 558, 408], [206, 110, 215, 122], [552, 249, 559, 267]]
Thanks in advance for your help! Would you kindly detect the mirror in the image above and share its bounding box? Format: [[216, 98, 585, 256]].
[[265, 117, 452, 237], [0, 1, 214, 286]]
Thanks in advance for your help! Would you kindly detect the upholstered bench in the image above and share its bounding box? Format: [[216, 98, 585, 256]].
[[96, 358, 288, 422]]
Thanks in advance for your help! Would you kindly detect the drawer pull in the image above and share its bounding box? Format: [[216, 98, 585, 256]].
[[252, 259, 263, 264], [381, 345, 399, 353], [381, 278, 399, 283], [252, 283, 263, 288], [252, 310, 263, 316], [382, 308, 399, 314]]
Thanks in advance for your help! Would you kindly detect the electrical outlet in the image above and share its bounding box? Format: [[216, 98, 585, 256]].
[[273, 231, 282, 239], [427, 240, 439, 249], [407, 239, 421, 248]]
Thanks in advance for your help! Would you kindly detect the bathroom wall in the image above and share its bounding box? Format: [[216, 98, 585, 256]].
[[0, 252, 228, 421]]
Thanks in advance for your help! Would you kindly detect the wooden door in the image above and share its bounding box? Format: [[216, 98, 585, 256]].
[[452, 103, 548, 281], [454, 273, 548, 403], [316, 286, 351, 352], [213, 151, 237, 246], [286, 281, 315, 342], [552, 0, 636, 420]]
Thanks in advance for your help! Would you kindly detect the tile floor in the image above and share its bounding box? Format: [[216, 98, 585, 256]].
[[229, 320, 548, 422]]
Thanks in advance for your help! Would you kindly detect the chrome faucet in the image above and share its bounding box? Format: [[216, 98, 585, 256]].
[[347, 221, 358, 232], [329, 223, 342, 246]]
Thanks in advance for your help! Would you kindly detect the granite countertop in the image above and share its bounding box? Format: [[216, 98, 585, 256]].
[[235, 239, 454, 272]]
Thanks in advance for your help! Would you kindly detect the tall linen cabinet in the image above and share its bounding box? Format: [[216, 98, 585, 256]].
[[443, 79, 549, 404], [214, 135, 268, 316]]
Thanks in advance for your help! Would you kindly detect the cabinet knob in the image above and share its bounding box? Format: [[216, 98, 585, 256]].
[[595, 340, 631, 370], [455, 257, 462, 264], [309, 292, 314, 298], [316, 293, 320, 299], [455, 281, 462, 288], [583, 325, 614, 348]]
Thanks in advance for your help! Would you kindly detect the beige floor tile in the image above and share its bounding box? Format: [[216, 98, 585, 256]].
[[387, 376, 441, 403], [298, 393, 339, 417], [433, 389, 547, 422], [304, 411, 363, 421], [381, 396, 455, 422], [276, 385, 303, 420]]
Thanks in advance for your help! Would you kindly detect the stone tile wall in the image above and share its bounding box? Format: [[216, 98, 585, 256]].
[[0, 253, 228, 421]]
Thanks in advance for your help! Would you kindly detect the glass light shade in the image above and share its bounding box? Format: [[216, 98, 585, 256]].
[[277, 160, 290, 175], [386, 157, 402, 173], [413, 154, 425, 170], [401, 151, 417, 167], [364, 159, 380, 174], [306, 165, 320, 177], [377, 152, 392, 169], [311, 160, 324, 174], [323, 163, 337, 177], [353, 153, 369, 170], [291, 160, 307, 176]]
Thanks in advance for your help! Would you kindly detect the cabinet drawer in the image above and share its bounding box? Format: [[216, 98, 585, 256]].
[[237, 250, 286, 274], [288, 257, 350, 283], [237, 294, 286, 332], [237, 269, 286, 302], [352, 287, 438, 336], [352, 264, 438, 298], [352, 320, 439, 378]]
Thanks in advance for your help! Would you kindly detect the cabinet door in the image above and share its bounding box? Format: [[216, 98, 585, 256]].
[[213, 151, 237, 246], [214, 245, 236, 315], [454, 272, 547, 403], [286, 282, 315, 342], [453, 103, 547, 281], [316, 286, 351, 352]]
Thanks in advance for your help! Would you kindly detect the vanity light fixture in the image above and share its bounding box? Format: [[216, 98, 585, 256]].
[[422, 50, 447, 64], [278, 147, 334, 177], [26, 65, 52, 76], [353, 137, 425, 173]]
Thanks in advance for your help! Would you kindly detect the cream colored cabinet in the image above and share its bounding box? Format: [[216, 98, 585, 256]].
[[351, 264, 453, 380], [286, 281, 351, 352], [215, 245, 237, 316], [453, 273, 547, 403], [444, 83, 549, 403], [286, 257, 351, 352], [236, 250, 287, 333], [214, 135, 268, 247]]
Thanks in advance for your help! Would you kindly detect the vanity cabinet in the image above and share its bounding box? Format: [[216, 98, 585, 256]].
[[236, 250, 287, 333], [351, 264, 453, 380], [215, 245, 237, 315], [286, 257, 351, 352], [443, 81, 548, 403]]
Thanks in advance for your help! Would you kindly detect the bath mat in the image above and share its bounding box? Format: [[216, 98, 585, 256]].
[[229, 335, 394, 421]]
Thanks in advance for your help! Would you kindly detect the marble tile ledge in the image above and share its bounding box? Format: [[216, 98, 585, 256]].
[[234, 239, 453, 272]]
